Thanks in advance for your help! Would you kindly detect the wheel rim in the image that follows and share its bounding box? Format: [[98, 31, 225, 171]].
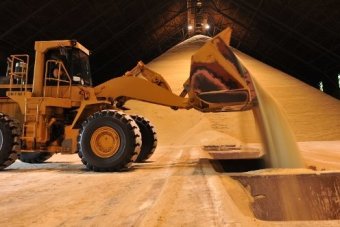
[[90, 126, 120, 158]]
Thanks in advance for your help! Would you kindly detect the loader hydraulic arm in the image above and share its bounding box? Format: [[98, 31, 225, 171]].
[[124, 61, 173, 92], [94, 63, 191, 109]]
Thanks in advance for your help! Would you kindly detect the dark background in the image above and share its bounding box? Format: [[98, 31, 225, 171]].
[[0, 0, 339, 99]]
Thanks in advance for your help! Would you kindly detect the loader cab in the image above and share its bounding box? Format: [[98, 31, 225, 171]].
[[45, 47, 92, 86]]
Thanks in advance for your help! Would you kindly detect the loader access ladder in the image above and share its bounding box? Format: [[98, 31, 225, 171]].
[[22, 98, 41, 144]]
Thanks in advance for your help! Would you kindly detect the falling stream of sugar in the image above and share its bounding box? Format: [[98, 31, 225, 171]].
[[251, 78, 304, 168]]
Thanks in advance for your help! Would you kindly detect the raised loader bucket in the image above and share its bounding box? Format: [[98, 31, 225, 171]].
[[187, 28, 257, 112]]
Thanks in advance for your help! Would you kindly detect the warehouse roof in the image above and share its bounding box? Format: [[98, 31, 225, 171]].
[[0, 0, 339, 98]]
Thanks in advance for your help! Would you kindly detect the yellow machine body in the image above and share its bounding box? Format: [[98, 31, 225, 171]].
[[0, 28, 256, 171]]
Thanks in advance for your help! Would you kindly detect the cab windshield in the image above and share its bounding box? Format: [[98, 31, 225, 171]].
[[46, 47, 92, 86], [70, 48, 92, 86]]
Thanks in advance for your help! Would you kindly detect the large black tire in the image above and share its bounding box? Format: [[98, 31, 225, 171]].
[[131, 115, 157, 162], [78, 110, 141, 172], [19, 152, 54, 163], [0, 113, 20, 170]]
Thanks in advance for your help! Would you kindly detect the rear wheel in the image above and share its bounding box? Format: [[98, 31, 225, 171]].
[[131, 115, 157, 162], [0, 114, 20, 170], [19, 152, 53, 163], [78, 110, 141, 172]]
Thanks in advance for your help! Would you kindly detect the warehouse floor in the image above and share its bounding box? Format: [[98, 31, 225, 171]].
[[1, 141, 339, 226]]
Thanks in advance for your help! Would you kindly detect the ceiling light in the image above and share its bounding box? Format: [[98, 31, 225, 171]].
[[319, 81, 324, 92], [188, 25, 193, 30], [205, 24, 210, 29]]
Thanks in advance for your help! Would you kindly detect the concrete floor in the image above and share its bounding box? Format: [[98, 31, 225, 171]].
[[1, 143, 339, 226]]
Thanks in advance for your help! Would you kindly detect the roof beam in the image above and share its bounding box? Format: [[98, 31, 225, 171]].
[[233, 0, 340, 62], [93, 2, 187, 75], [210, 1, 338, 89], [236, 0, 263, 49], [0, 0, 57, 40], [93, 0, 182, 53]]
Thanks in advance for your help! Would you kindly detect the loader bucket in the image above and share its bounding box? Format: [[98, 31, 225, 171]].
[[187, 28, 257, 112]]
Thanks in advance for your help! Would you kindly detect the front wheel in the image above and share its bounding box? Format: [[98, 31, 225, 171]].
[[78, 110, 141, 172], [0, 114, 20, 170]]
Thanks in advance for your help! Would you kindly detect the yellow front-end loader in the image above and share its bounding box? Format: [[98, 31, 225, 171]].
[[0, 28, 256, 171]]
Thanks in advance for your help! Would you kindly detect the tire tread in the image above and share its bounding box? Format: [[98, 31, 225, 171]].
[[78, 110, 141, 172], [0, 114, 20, 170]]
